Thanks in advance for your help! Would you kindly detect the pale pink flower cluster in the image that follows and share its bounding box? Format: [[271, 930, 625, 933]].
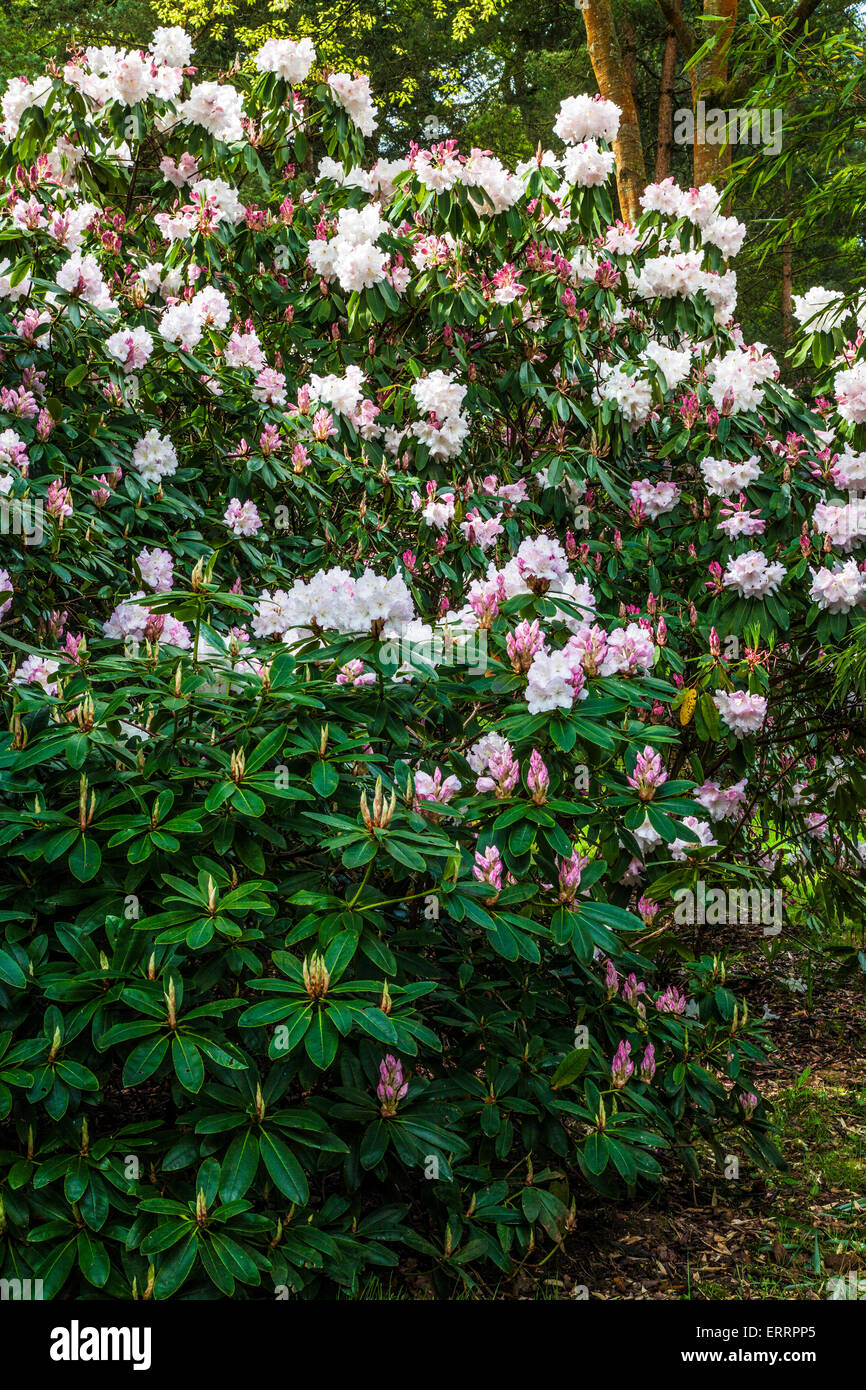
[[224, 498, 263, 536], [599, 622, 655, 676], [0, 428, 29, 473], [103, 593, 190, 648], [467, 733, 519, 796], [809, 560, 866, 613], [136, 546, 174, 592], [670, 817, 717, 861], [335, 659, 375, 687], [717, 496, 765, 539], [630, 478, 679, 519], [0, 568, 12, 620], [627, 746, 668, 800], [693, 778, 748, 821], [181, 81, 245, 143], [713, 689, 768, 737], [252, 368, 286, 407], [105, 326, 153, 374], [812, 499, 866, 552], [14, 654, 59, 693], [458, 509, 501, 551], [834, 359, 866, 426], [414, 766, 461, 806], [160, 151, 199, 188], [834, 447, 866, 493], [722, 549, 785, 599], [224, 327, 266, 372]]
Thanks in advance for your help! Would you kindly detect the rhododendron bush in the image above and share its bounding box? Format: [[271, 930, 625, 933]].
[[1, 32, 865, 1299]]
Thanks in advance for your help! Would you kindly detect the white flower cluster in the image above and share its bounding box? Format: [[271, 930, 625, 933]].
[[707, 345, 778, 414], [180, 82, 245, 143], [644, 341, 692, 391], [410, 146, 523, 212], [701, 455, 762, 498], [131, 429, 178, 484], [307, 203, 391, 293], [595, 363, 654, 428], [639, 178, 745, 258], [410, 371, 470, 460], [553, 94, 621, 145], [526, 648, 588, 715], [159, 284, 231, 352], [792, 286, 847, 333], [155, 176, 245, 243], [460, 150, 524, 214], [252, 567, 415, 640], [561, 142, 615, 189], [328, 73, 378, 136], [524, 618, 654, 715], [317, 156, 409, 204], [255, 37, 316, 84], [1, 76, 52, 139], [55, 252, 115, 311], [46, 30, 191, 114], [309, 364, 367, 417]]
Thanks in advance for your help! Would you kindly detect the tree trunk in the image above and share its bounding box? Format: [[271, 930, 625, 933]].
[[781, 191, 793, 347], [655, 26, 678, 180], [580, 0, 647, 224], [621, 13, 640, 110], [689, 0, 739, 186]]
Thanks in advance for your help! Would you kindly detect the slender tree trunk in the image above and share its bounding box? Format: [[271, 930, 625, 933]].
[[655, 25, 679, 180], [580, 0, 647, 223], [781, 192, 793, 347], [689, 0, 739, 186], [621, 13, 640, 110]]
